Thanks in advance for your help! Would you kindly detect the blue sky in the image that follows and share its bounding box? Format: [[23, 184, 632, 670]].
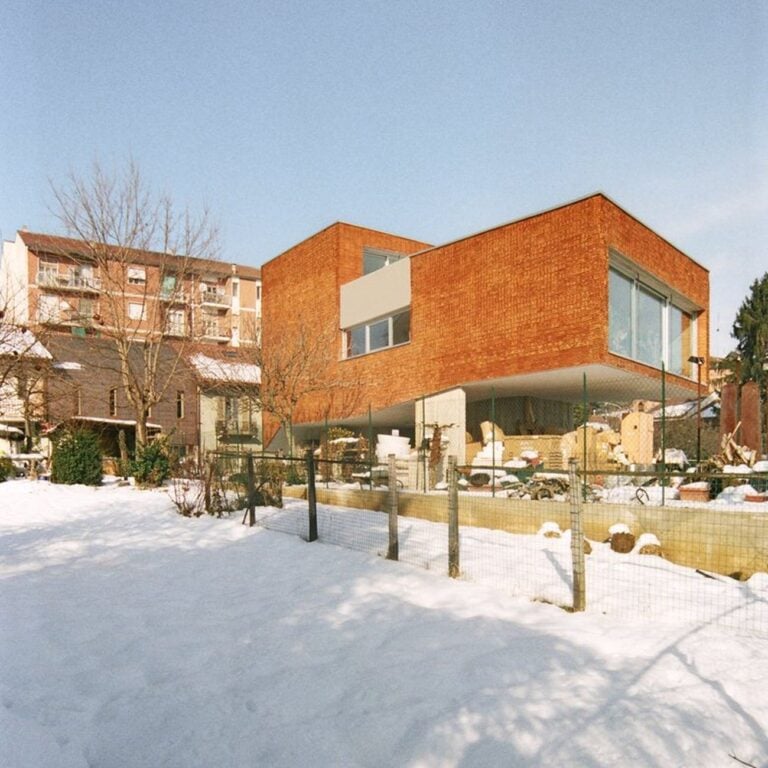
[[2, 0, 766, 356]]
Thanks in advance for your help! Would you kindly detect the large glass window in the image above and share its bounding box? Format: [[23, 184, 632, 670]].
[[345, 309, 410, 358], [668, 305, 685, 375], [348, 326, 366, 357], [609, 267, 694, 373], [609, 270, 632, 357], [369, 318, 390, 351], [392, 310, 410, 346], [636, 287, 663, 366]]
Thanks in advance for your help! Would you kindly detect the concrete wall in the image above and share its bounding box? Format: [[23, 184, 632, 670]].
[[285, 485, 767, 579]]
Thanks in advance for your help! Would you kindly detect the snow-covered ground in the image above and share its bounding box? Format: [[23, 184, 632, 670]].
[[1, 480, 767, 767]]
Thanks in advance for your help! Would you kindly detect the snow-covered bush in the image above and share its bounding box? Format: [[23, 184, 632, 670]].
[[51, 428, 102, 486]]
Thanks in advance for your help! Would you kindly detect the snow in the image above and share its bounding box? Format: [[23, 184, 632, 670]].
[[189, 353, 260, 385], [0, 326, 51, 359], [1, 479, 767, 767], [63, 415, 163, 429]]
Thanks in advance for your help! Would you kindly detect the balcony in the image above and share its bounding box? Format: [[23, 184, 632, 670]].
[[216, 419, 259, 443], [199, 289, 231, 308], [164, 324, 188, 338], [37, 271, 101, 293], [201, 322, 230, 342], [39, 310, 94, 328], [160, 289, 188, 304]]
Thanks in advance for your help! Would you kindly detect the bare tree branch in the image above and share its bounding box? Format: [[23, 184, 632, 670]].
[[48, 160, 220, 448], [234, 313, 363, 453]]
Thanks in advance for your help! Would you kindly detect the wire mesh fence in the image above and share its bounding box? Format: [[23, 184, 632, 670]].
[[212, 449, 768, 638], [206, 362, 767, 636]]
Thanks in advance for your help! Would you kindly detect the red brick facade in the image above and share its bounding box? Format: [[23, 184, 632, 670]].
[[262, 195, 709, 445]]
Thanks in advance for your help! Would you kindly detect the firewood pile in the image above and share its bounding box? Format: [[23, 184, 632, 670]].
[[700, 421, 758, 471]]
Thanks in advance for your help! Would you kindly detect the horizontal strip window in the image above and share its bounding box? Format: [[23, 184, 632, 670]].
[[345, 309, 410, 358]]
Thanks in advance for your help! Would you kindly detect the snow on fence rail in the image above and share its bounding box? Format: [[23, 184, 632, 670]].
[[223, 452, 768, 637]]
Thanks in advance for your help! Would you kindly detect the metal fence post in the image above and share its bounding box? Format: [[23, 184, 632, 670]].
[[448, 455, 460, 578], [306, 449, 318, 542], [245, 452, 256, 527], [568, 458, 586, 612], [387, 454, 399, 560]]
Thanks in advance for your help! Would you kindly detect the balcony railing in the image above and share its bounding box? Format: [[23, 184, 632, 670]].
[[160, 289, 188, 304], [201, 322, 230, 340], [200, 289, 231, 307], [37, 272, 101, 292], [38, 310, 94, 327]]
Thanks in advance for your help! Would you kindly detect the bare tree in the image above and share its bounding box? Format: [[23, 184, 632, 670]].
[[50, 160, 219, 448], [240, 314, 363, 454], [0, 286, 53, 451]]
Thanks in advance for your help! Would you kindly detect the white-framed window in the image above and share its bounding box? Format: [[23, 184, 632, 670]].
[[176, 391, 185, 420], [166, 308, 185, 336], [344, 309, 410, 358], [109, 388, 118, 416], [127, 266, 146, 285], [609, 266, 695, 376], [37, 295, 60, 323], [128, 302, 145, 321], [363, 247, 405, 275], [37, 256, 59, 284]]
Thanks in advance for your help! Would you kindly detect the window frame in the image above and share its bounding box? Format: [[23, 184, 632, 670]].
[[127, 266, 147, 285], [344, 309, 410, 359], [128, 302, 145, 321], [362, 247, 405, 275], [608, 259, 697, 376]]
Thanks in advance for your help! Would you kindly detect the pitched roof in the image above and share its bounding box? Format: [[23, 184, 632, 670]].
[[188, 352, 260, 385], [0, 325, 52, 359], [19, 231, 261, 280]]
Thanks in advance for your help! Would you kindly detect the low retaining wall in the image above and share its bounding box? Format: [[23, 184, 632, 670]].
[[284, 485, 767, 579]]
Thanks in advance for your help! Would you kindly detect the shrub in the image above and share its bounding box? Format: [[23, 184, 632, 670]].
[[131, 438, 172, 487], [0, 455, 14, 482], [51, 428, 103, 486]]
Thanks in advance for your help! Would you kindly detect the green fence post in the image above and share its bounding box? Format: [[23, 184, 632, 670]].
[[386, 454, 399, 560], [661, 362, 666, 506], [491, 386, 496, 498], [569, 458, 586, 611], [306, 449, 318, 542], [447, 456, 460, 578]]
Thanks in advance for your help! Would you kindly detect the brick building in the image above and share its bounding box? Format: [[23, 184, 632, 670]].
[[1, 231, 262, 346], [261, 194, 709, 462], [0, 231, 262, 455]]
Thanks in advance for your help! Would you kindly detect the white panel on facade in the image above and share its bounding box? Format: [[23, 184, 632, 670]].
[[340, 257, 411, 328]]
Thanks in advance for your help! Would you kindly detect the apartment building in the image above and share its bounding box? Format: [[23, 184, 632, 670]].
[[0, 231, 262, 346], [261, 194, 710, 461], [0, 231, 262, 455]]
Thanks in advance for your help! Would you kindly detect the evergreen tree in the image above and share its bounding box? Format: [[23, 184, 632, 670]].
[[732, 272, 768, 390]]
